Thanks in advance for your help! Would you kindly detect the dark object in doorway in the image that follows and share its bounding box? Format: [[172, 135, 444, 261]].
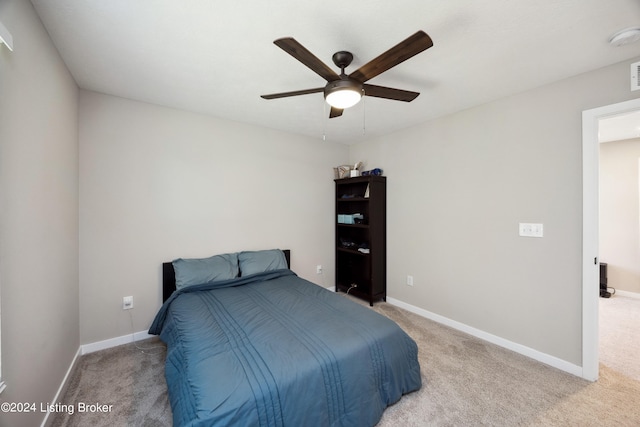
[[599, 262, 616, 298]]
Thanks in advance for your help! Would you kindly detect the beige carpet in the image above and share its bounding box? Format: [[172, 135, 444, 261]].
[[371, 298, 640, 426], [48, 294, 640, 426], [599, 295, 640, 382], [48, 340, 170, 427]]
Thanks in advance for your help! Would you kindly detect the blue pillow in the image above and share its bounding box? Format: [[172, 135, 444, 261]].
[[172, 252, 239, 290], [238, 249, 288, 276]]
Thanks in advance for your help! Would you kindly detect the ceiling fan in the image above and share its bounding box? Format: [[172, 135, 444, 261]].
[[261, 31, 433, 118]]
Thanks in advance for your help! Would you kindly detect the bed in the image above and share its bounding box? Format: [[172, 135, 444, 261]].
[[149, 249, 421, 427]]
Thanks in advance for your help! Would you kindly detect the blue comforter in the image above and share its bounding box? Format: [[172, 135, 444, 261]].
[[149, 270, 421, 427]]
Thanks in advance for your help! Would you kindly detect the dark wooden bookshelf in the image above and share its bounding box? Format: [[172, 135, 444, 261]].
[[335, 175, 386, 306]]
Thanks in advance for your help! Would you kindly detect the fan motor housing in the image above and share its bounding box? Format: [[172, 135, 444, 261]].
[[324, 78, 363, 96]]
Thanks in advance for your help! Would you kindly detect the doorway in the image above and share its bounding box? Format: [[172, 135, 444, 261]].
[[582, 97, 640, 381]]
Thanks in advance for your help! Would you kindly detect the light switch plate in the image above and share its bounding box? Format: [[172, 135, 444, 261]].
[[519, 223, 543, 238]]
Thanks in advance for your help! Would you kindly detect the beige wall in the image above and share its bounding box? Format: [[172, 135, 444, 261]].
[[350, 58, 640, 366], [78, 91, 348, 344], [0, 1, 79, 426], [600, 138, 640, 294]]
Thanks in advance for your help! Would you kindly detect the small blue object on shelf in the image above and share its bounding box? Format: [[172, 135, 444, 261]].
[[338, 213, 363, 224], [361, 168, 383, 176]]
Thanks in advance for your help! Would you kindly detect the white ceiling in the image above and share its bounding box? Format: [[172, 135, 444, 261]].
[[30, 0, 640, 144]]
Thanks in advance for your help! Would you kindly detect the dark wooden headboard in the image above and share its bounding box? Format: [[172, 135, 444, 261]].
[[163, 249, 291, 302]]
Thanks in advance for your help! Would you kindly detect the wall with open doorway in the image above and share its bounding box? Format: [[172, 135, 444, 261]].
[[600, 137, 640, 294]]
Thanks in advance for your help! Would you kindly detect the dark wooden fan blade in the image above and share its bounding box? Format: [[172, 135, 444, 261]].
[[329, 106, 344, 118], [261, 87, 324, 100], [274, 38, 340, 82], [349, 31, 433, 83], [363, 84, 420, 102]]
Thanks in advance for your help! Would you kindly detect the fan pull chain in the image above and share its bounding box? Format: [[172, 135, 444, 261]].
[[362, 91, 367, 136], [322, 100, 327, 141]]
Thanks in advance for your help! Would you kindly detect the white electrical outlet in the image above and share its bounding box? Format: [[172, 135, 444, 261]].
[[316, 265, 323, 274], [407, 275, 414, 286], [123, 296, 133, 310]]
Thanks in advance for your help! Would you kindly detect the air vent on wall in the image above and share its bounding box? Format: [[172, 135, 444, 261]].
[[632, 61, 640, 91]]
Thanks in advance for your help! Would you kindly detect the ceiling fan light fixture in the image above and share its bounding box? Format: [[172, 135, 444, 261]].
[[324, 79, 363, 109]]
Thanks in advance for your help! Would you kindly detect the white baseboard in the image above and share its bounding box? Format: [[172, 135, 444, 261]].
[[40, 347, 81, 427], [386, 296, 584, 378], [614, 289, 640, 299], [321, 288, 583, 377], [80, 330, 154, 355]]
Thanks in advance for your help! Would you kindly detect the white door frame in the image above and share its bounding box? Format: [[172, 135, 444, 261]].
[[582, 97, 640, 381]]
